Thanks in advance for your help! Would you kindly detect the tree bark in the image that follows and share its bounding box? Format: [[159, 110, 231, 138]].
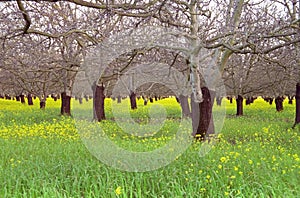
[[293, 83, 300, 128], [149, 97, 153, 103], [192, 87, 215, 140], [61, 92, 71, 116], [179, 94, 191, 118], [236, 95, 243, 116], [275, 96, 284, 112], [93, 84, 106, 122], [27, 94, 33, 105], [20, 94, 25, 104], [129, 91, 137, 110], [16, 96, 20, 101]]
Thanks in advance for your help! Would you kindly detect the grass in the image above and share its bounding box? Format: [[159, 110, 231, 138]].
[[0, 97, 299, 197]]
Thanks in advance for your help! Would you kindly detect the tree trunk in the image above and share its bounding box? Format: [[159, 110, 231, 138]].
[[179, 94, 191, 118], [27, 94, 33, 105], [60, 92, 71, 116], [129, 91, 137, 110], [20, 94, 25, 104], [16, 96, 20, 101], [78, 97, 83, 104], [216, 97, 222, 106], [288, 96, 293, 105], [93, 84, 106, 122], [39, 98, 46, 109], [293, 83, 300, 128], [84, 95, 89, 102], [275, 96, 284, 112], [144, 98, 148, 106], [192, 87, 215, 140], [117, 96, 121, 103], [236, 95, 243, 116], [149, 97, 153, 103]]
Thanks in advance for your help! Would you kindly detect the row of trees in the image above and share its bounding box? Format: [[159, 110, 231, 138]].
[[0, 0, 299, 139]]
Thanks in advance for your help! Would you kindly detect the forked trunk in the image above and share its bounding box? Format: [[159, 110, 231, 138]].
[[27, 94, 33, 105], [130, 91, 137, 110], [93, 84, 106, 122], [192, 87, 215, 140], [61, 92, 71, 116], [236, 95, 243, 116], [179, 94, 191, 118], [275, 96, 284, 112]]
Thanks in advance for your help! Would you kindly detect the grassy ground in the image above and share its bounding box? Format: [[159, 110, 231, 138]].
[[0, 97, 299, 197]]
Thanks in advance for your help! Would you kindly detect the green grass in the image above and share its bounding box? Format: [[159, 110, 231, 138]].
[[0, 97, 299, 197]]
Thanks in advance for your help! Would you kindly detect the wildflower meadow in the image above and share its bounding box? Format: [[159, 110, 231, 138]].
[[0, 97, 299, 197]]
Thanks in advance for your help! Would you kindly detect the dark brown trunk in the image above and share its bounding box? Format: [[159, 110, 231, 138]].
[[16, 96, 20, 101], [60, 92, 71, 116], [20, 94, 25, 104], [236, 95, 243, 116], [130, 91, 137, 110], [179, 94, 191, 118], [192, 87, 215, 140], [93, 84, 106, 122], [293, 83, 300, 128], [155, 96, 158, 101], [27, 94, 33, 105], [275, 96, 284, 112], [288, 96, 293, 105], [227, 97, 233, 104], [144, 98, 148, 106], [40, 101, 46, 109], [269, 98, 274, 105], [149, 97, 153, 103]]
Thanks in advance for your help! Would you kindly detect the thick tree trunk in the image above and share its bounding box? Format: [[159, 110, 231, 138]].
[[129, 91, 137, 110], [61, 92, 71, 116], [179, 94, 191, 118], [293, 83, 300, 128], [16, 96, 20, 101], [20, 94, 25, 104], [275, 96, 284, 112], [93, 84, 106, 122], [192, 87, 215, 140], [27, 94, 33, 105], [236, 95, 243, 116]]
